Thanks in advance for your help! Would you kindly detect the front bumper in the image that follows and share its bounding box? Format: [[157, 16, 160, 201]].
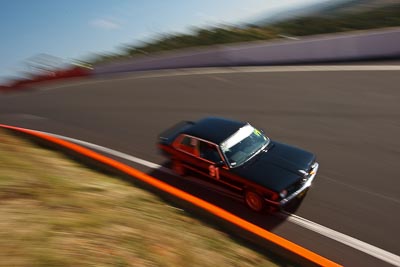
[[265, 162, 319, 207]]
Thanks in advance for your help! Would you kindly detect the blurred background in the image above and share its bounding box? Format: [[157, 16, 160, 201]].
[[1, 0, 400, 87]]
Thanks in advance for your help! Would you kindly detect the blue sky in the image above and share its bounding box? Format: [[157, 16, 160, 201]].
[[0, 0, 335, 82]]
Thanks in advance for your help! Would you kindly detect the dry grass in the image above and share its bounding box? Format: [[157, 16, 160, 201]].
[[0, 129, 281, 267]]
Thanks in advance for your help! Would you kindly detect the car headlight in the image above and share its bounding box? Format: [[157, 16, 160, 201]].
[[279, 189, 288, 198]]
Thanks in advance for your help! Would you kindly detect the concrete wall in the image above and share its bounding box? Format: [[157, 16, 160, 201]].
[[93, 28, 400, 75]]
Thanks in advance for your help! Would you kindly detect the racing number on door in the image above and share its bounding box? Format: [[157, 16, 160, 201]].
[[209, 165, 220, 180]]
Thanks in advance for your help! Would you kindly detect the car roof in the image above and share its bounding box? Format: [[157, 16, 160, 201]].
[[184, 117, 247, 145]]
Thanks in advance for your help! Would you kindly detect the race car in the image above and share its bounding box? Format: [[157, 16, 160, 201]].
[[158, 117, 318, 212]]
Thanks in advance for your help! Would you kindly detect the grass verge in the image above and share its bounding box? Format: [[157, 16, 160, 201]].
[[0, 129, 282, 267]]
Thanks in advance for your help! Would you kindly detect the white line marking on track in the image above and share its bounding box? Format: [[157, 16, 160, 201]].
[[36, 65, 400, 91], [280, 212, 400, 267], [37, 130, 400, 266]]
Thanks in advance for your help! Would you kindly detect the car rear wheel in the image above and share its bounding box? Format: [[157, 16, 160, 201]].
[[171, 160, 186, 176], [244, 190, 264, 212]]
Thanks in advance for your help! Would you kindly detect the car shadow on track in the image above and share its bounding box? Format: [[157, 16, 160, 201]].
[[146, 161, 306, 233]]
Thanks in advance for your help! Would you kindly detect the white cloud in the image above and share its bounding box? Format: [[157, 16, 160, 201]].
[[90, 18, 120, 30]]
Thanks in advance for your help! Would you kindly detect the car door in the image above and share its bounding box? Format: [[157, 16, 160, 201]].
[[197, 140, 224, 179], [173, 135, 244, 191], [198, 140, 247, 191], [173, 135, 223, 177]]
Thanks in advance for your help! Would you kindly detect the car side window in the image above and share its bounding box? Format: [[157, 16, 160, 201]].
[[178, 135, 199, 156], [199, 141, 222, 163]]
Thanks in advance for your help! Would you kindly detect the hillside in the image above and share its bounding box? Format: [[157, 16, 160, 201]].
[[91, 2, 400, 64]]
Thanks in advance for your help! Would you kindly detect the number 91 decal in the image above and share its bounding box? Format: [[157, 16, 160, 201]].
[[209, 165, 220, 180]]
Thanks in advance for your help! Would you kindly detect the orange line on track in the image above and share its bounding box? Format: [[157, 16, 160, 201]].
[[0, 123, 342, 267]]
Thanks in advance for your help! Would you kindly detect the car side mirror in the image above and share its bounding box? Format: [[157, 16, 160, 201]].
[[215, 161, 225, 167]]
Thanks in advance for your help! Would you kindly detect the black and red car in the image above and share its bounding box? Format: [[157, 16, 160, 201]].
[[158, 117, 319, 212]]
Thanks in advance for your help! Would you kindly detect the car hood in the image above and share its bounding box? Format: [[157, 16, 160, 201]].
[[231, 141, 316, 192]]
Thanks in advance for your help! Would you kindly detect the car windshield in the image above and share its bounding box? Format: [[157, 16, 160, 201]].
[[220, 124, 269, 167]]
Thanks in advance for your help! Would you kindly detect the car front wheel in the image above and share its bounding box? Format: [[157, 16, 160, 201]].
[[244, 190, 264, 212]]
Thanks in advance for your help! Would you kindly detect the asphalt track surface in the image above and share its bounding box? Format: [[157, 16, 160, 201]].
[[1, 66, 399, 266]]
